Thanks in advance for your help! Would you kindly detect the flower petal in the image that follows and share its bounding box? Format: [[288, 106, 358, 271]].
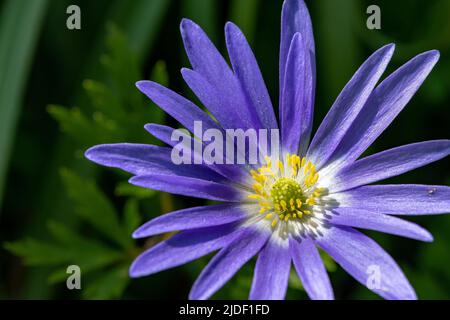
[[129, 223, 238, 277], [280, 33, 313, 155], [330, 208, 433, 242], [136, 80, 219, 134], [249, 238, 291, 300], [180, 19, 259, 130], [181, 68, 253, 131], [290, 237, 334, 300], [144, 123, 249, 184], [189, 227, 269, 300], [308, 44, 395, 169], [322, 50, 440, 172], [316, 226, 417, 300], [225, 22, 277, 130], [330, 140, 450, 193], [85, 143, 223, 181], [280, 0, 315, 107], [338, 184, 450, 215], [132, 204, 249, 238], [129, 174, 244, 202]]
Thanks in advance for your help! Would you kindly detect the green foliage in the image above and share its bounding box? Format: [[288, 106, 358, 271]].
[[5, 25, 169, 299], [48, 26, 166, 148], [0, 0, 48, 209], [5, 168, 141, 299]]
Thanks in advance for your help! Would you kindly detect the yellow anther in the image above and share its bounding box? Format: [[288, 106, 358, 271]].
[[303, 210, 311, 215], [248, 194, 263, 200], [271, 219, 278, 227], [301, 157, 307, 167], [265, 213, 273, 219], [277, 160, 284, 174], [260, 167, 275, 176], [259, 207, 268, 214], [296, 211, 303, 218], [253, 183, 263, 194], [280, 200, 287, 211], [311, 173, 319, 184], [304, 161, 312, 173], [279, 214, 285, 220], [284, 214, 291, 222], [259, 202, 271, 208], [264, 155, 272, 167]]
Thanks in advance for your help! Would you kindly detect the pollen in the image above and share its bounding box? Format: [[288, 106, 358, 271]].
[[247, 153, 325, 229]]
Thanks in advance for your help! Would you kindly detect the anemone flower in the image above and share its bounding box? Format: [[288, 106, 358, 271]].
[[85, 0, 450, 300]]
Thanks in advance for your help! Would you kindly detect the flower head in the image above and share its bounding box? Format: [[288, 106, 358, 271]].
[[86, 0, 450, 300]]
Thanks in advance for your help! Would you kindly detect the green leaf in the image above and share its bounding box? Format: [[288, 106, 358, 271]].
[[47, 105, 112, 146], [84, 265, 130, 299], [0, 0, 48, 209], [5, 239, 74, 266], [123, 199, 142, 237], [115, 182, 156, 200], [60, 168, 131, 249]]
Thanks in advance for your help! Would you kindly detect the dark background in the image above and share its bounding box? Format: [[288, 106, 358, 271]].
[[0, 0, 449, 299]]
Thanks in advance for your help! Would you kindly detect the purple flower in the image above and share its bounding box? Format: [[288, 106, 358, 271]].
[[85, 0, 450, 300]]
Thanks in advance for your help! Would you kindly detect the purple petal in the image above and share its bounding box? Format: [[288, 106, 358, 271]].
[[280, 0, 315, 111], [280, 33, 313, 155], [85, 143, 223, 181], [181, 68, 253, 130], [330, 140, 450, 193], [136, 80, 219, 134], [290, 237, 334, 300], [249, 239, 291, 300], [308, 44, 395, 169], [330, 208, 433, 242], [339, 184, 450, 215], [130, 174, 244, 202], [322, 50, 440, 171], [144, 123, 180, 147], [317, 226, 417, 300], [133, 204, 249, 238], [129, 223, 238, 277], [144, 123, 249, 184], [189, 227, 269, 300], [180, 19, 259, 130], [225, 22, 278, 130]]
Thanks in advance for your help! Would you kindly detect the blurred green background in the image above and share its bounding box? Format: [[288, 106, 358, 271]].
[[0, 0, 449, 299]]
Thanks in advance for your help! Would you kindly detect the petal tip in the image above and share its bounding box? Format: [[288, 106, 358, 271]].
[[84, 145, 105, 163], [384, 43, 396, 54], [422, 49, 440, 63], [180, 18, 196, 32], [128, 262, 143, 278], [136, 80, 151, 91], [132, 229, 144, 239], [224, 21, 239, 33]]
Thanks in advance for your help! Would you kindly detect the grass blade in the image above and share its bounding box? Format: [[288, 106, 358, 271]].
[[0, 0, 48, 211]]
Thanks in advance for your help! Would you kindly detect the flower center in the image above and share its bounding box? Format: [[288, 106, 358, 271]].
[[270, 177, 305, 216], [247, 154, 326, 229]]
